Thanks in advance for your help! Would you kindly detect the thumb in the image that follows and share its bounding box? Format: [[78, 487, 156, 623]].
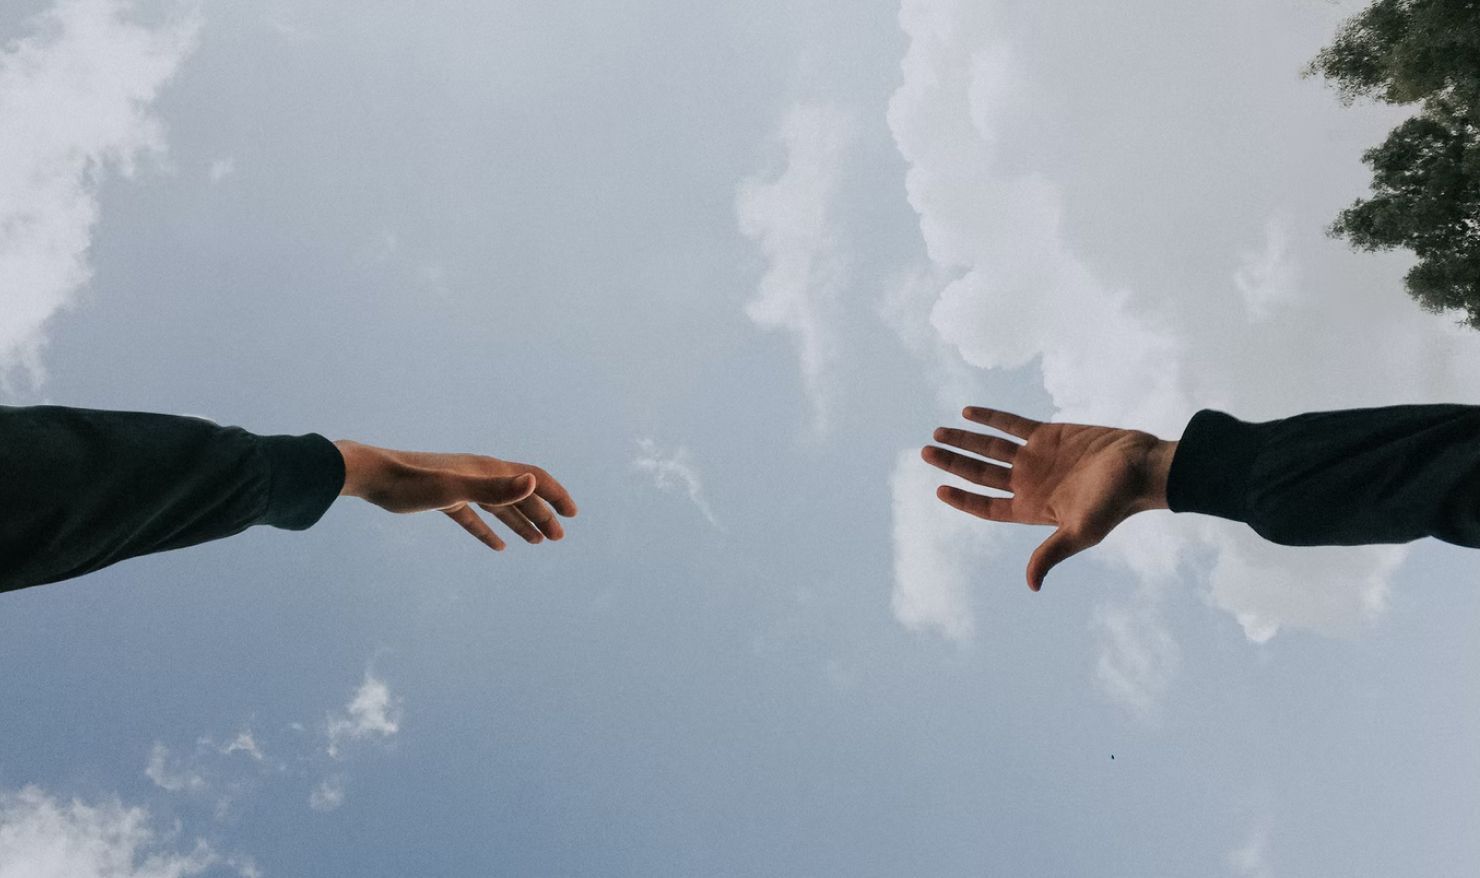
[[475, 472, 537, 507], [1026, 528, 1086, 592]]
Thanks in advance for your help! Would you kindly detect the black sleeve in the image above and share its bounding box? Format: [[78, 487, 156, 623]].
[[1166, 404, 1480, 548], [0, 405, 346, 593]]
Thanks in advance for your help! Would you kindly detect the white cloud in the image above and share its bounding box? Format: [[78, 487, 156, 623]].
[[326, 674, 400, 759], [1091, 600, 1180, 719], [877, 267, 987, 411], [207, 157, 235, 183], [1205, 533, 1405, 644], [883, 0, 1480, 694], [0, 0, 199, 391], [1234, 216, 1297, 323], [215, 731, 263, 762], [736, 103, 854, 436], [145, 743, 206, 795], [0, 785, 222, 878], [887, 448, 1004, 642], [633, 439, 721, 528], [307, 777, 344, 813], [1227, 821, 1273, 878]]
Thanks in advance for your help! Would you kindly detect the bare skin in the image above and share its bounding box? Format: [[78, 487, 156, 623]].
[[333, 440, 577, 553], [922, 406, 1177, 591]]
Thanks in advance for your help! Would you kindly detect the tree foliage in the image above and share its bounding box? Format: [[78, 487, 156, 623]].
[[1308, 0, 1480, 326], [1308, 0, 1480, 106]]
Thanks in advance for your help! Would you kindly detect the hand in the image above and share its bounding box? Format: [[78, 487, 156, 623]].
[[333, 440, 577, 552], [921, 407, 1176, 591]]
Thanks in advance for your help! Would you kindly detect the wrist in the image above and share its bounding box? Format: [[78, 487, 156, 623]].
[[333, 440, 382, 498], [1138, 438, 1177, 512]]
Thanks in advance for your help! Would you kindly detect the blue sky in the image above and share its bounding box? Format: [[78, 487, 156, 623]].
[[1, 0, 1479, 875]]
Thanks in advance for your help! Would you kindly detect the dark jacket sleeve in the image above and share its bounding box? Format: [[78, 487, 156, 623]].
[[1166, 404, 1480, 548], [0, 405, 345, 593]]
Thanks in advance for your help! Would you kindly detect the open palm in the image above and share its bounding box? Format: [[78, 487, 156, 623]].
[[922, 407, 1172, 590]]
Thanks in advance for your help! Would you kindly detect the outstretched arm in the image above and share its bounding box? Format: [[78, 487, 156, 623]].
[[924, 403, 1480, 591], [0, 406, 575, 594]]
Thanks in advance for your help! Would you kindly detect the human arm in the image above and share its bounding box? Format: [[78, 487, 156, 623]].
[[922, 403, 1480, 591], [0, 406, 575, 594]]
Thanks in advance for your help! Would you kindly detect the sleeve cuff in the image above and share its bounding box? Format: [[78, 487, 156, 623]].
[[1166, 409, 1264, 523], [258, 433, 346, 530]]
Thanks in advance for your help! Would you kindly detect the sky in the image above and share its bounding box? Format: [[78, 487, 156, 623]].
[[1, 0, 1479, 875]]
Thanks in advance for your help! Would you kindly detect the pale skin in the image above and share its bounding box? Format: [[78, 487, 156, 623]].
[[922, 406, 1178, 592], [333, 440, 577, 552]]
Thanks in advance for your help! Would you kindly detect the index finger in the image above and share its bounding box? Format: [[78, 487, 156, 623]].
[[962, 406, 1042, 440]]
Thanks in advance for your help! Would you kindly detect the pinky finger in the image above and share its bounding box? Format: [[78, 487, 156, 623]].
[[442, 502, 506, 552]]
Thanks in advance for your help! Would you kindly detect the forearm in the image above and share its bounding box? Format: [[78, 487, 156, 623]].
[[1166, 405, 1480, 547], [0, 406, 345, 593]]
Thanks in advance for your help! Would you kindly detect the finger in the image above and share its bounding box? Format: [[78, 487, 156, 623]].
[[489, 505, 544, 544], [931, 427, 1021, 462], [470, 473, 537, 508], [515, 494, 564, 540], [1026, 528, 1088, 592], [921, 446, 1012, 491], [962, 406, 1042, 440], [520, 466, 578, 517], [442, 503, 506, 552], [936, 485, 1016, 522]]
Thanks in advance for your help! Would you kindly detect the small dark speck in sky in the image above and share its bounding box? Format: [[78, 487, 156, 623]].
[[1110, 754, 1115, 760]]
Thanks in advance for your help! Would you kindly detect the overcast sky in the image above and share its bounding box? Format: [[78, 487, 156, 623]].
[[2, 0, 1479, 875]]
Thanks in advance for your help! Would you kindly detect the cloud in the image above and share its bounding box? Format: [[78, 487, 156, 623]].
[[1091, 599, 1180, 719], [877, 267, 988, 411], [1234, 216, 1298, 323], [887, 448, 1004, 642], [326, 674, 400, 759], [882, 0, 1480, 689], [736, 103, 854, 436], [145, 743, 207, 795], [214, 731, 263, 762], [207, 157, 235, 183], [0, 0, 199, 391], [0, 785, 226, 878], [633, 439, 721, 528], [1227, 821, 1273, 878], [1205, 533, 1405, 644], [307, 777, 344, 813]]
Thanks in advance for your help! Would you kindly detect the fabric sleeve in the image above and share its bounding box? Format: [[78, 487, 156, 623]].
[[0, 405, 346, 593], [1166, 404, 1480, 548]]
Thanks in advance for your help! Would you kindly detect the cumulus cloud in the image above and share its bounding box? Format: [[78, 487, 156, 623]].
[[326, 674, 400, 759], [633, 439, 721, 528], [0, 785, 229, 878], [1205, 533, 1405, 644], [736, 103, 854, 436], [877, 267, 988, 411], [0, 0, 199, 391], [882, 0, 1480, 690]]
